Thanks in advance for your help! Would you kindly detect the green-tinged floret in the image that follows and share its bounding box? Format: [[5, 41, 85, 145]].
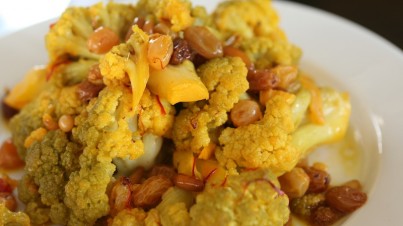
[[190, 169, 289, 226], [9, 65, 85, 158], [290, 193, 326, 218], [9, 97, 45, 158], [24, 201, 51, 224], [172, 57, 248, 154], [60, 59, 98, 86], [19, 130, 81, 225]]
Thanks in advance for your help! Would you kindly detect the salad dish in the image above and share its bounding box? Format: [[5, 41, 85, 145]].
[[0, 0, 381, 225]]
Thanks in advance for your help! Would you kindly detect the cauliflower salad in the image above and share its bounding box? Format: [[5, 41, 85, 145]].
[[0, 0, 367, 226]]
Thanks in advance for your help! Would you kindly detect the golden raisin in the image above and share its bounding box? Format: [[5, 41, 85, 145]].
[[325, 186, 367, 213], [247, 69, 279, 92], [148, 34, 173, 70], [87, 26, 120, 54], [148, 165, 176, 182], [223, 46, 253, 69], [184, 26, 223, 59], [132, 175, 172, 208], [230, 100, 262, 127], [174, 174, 204, 192], [109, 177, 132, 216]]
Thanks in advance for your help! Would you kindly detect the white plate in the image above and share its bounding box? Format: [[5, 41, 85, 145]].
[[1, 1, 402, 225]]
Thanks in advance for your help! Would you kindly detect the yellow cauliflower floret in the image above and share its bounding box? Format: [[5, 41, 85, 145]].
[[216, 91, 300, 175], [190, 169, 289, 226], [46, 7, 96, 63], [46, 3, 136, 64], [172, 57, 248, 154], [155, 187, 193, 226], [74, 87, 144, 161], [0, 203, 30, 226], [108, 208, 147, 226], [241, 36, 301, 68], [89, 2, 136, 38], [109, 187, 193, 226], [10, 62, 88, 158], [213, 0, 301, 67], [100, 25, 149, 111], [138, 89, 175, 137], [55, 85, 83, 116], [213, 0, 279, 39], [23, 127, 47, 149], [65, 87, 144, 225], [136, 0, 193, 32]]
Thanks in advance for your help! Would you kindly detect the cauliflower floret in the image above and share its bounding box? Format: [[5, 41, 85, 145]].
[[24, 201, 51, 225], [65, 87, 144, 225], [216, 90, 300, 175], [89, 2, 136, 39], [213, 0, 280, 39], [99, 25, 149, 111], [108, 187, 193, 226], [18, 130, 81, 225], [190, 169, 289, 226], [172, 57, 248, 154], [0, 203, 30, 226], [292, 87, 351, 156], [46, 3, 136, 64], [46, 7, 98, 63], [138, 89, 175, 137], [9, 66, 86, 158], [9, 94, 48, 158], [108, 208, 148, 226], [155, 187, 193, 226], [241, 36, 301, 68], [20, 130, 81, 224], [191, 6, 213, 27], [113, 88, 175, 175], [58, 59, 98, 86], [212, 0, 301, 68], [136, 0, 194, 32]]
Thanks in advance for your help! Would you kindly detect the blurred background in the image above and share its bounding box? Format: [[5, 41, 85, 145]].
[[284, 0, 403, 50], [0, 0, 402, 50]]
